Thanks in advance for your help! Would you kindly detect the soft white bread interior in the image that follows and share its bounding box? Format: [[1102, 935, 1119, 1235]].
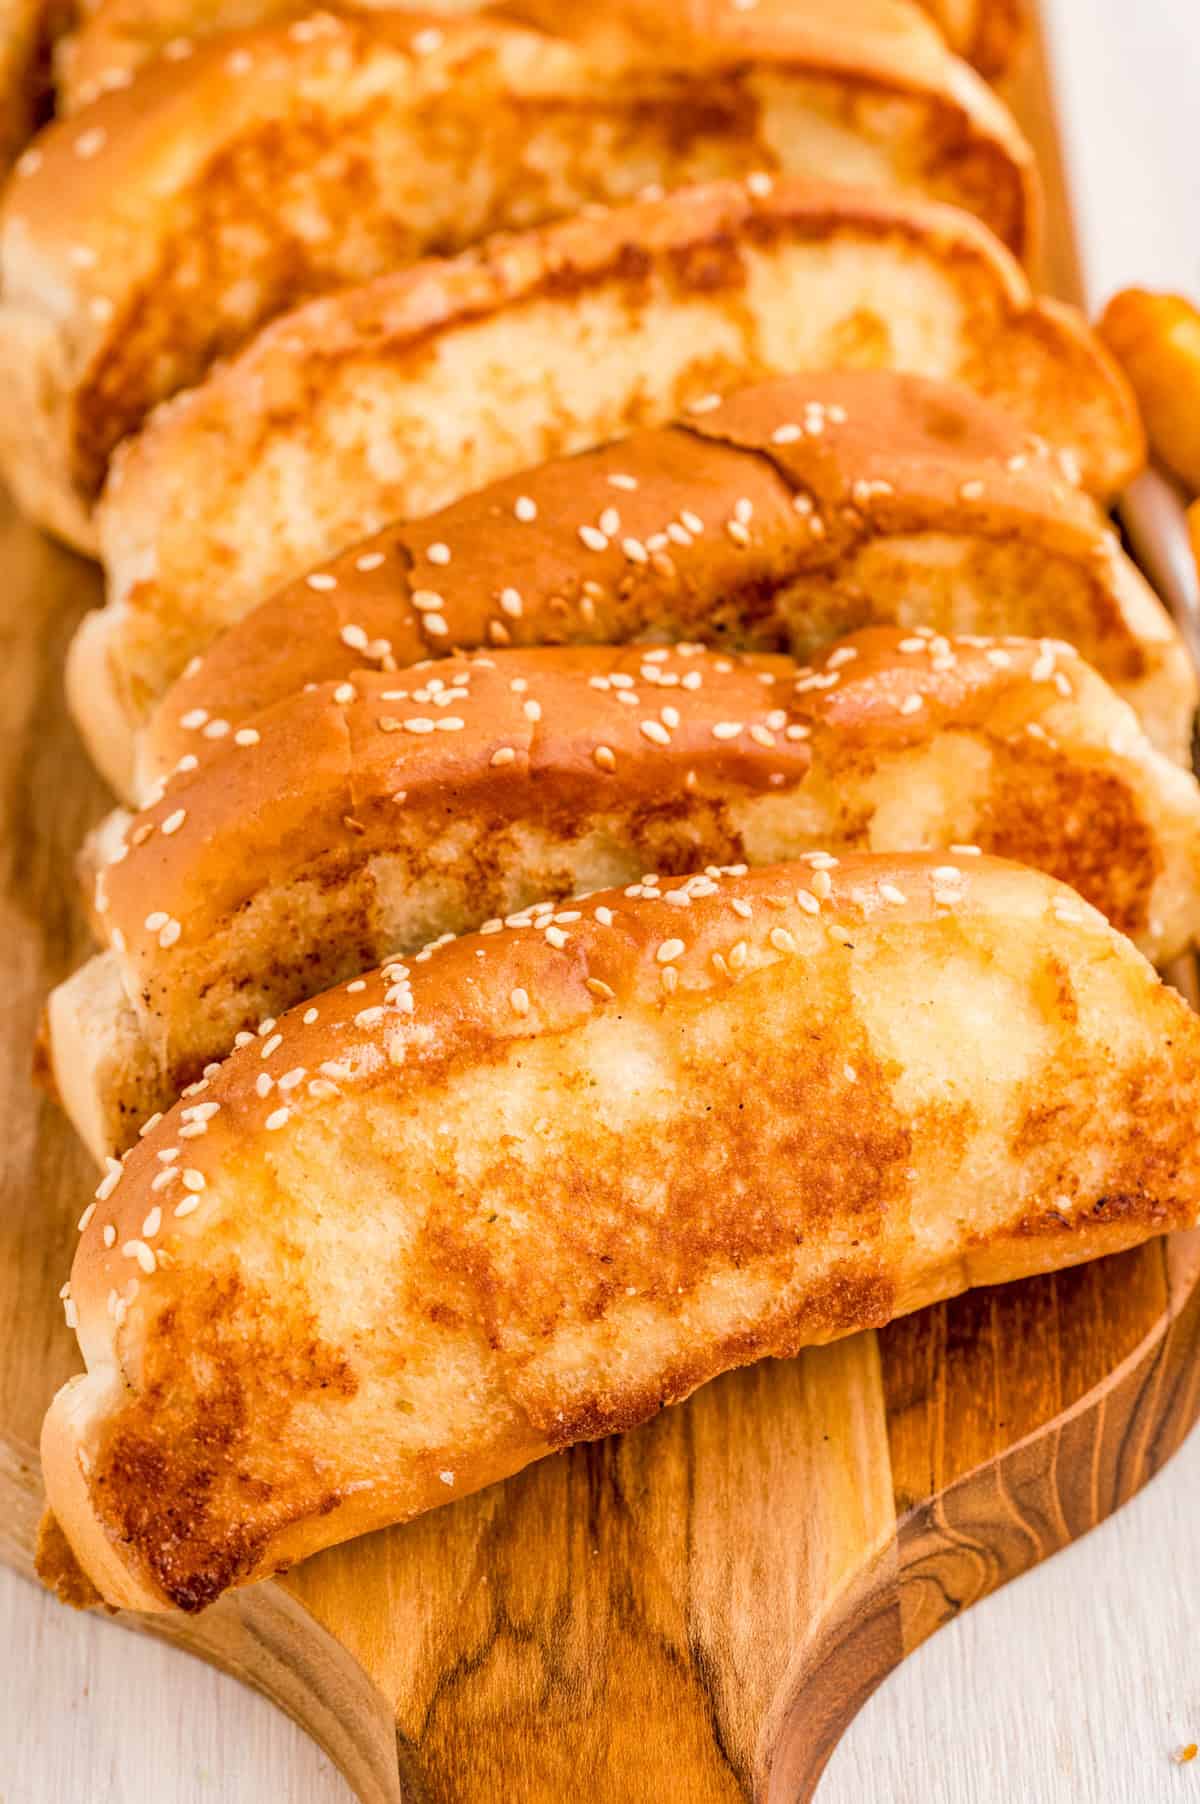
[[53, 629, 1200, 1162], [126, 371, 1186, 804], [42, 853, 1200, 1612], [0, 0, 1036, 548], [73, 203, 1144, 793]]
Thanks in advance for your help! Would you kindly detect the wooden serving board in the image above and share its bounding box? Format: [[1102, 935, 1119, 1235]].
[[6, 17, 1200, 1802]]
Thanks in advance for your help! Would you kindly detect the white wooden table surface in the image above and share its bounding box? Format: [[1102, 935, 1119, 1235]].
[[8, 3, 1200, 1799]]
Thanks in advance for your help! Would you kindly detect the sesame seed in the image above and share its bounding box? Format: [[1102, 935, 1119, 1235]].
[[796, 891, 820, 915], [622, 537, 648, 564], [746, 170, 773, 197], [640, 719, 671, 746], [510, 988, 530, 1016], [712, 721, 743, 740], [434, 716, 464, 731], [426, 542, 451, 566], [234, 727, 260, 747], [265, 1107, 291, 1131], [260, 1033, 283, 1058], [74, 127, 107, 159], [158, 918, 181, 948], [880, 884, 907, 904], [687, 394, 722, 414], [306, 572, 337, 592], [424, 615, 449, 636], [579, 525, 608, 552], [899, 695, 924, 716], [933, 866, 963, 883], [174, 1195, 200, 1218], [514, 495, 537, 522], [599, 507, 620, 537], [594, 905, 615, 927], [411, 25, 443, 52], [203, 719, 230, 740], [103, 1224, 116, 1247], [77, 1202, 95, 1232], [182, 1169, 205, 1192], [812, 869, 832, 899], [726, 520, 750, 546], [959, 479, 985, 502], [439, 1469, 455, 1486], [490, 746, 517, 766], [657, 938, 685, 963], [770, 927, 797, 953], [593, 744, 617, 772], [355, 550, 385, 572], [142, 1206, 162, 1238], [950, 844, 983, 856], [607, 473, 638, 491], [303, 1007, 320, 1023], [123, 1239, 157, 1275]]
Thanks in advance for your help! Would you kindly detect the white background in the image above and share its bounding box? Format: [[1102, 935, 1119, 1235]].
[[9, 1, 1200, 1798]]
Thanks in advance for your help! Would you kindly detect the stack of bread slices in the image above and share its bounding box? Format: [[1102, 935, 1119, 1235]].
[[8, 0, 1200, 1618]]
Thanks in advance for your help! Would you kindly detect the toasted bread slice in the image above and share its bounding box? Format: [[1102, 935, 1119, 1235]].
[[56, 0, 1026, 101], [53, 630, 1200, 1161], [43, 853, 1200, 1611], [72, 193, 1143, 794], [120, 372, 1187, 806], [1, 0, 1037, 548]]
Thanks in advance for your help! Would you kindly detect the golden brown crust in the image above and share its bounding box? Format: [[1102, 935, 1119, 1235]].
[[44, 852, 1200, 1611], [56, 0, 1026, 96], [124, 371, 1178, 806], [77, 223, 1144, 794], [1, 0, 1038, 548], [1099, 288, 1200, 495], [56, 627, 1200, 1159]]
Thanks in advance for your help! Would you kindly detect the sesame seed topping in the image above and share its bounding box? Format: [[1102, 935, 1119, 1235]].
[[725, 520, 750, 546], [599, 507, 620, 536], [103, 1224, 116, 1247], [510, 987, 530, 1016], [260, 1033, 283, 1059], [439, 1469, 455, 1486], [75, 127, 107, 159], [593, 744, 617, 772], [123, 1239, 157, 1275], [77, 1202, 96, 1232], [657, 938, 685, 963], [640, 719, 671, 746], [142, 1206, 162, 1238], [490, 745, 517, 767], [959, 479, 986, 502], [265, 1107, 291, 1131], [607, 473, 638, 491], [796, 891, 820, 915], [579, 525, 608, 552], [355, 550, 385, 572], [234, 727, 260, 747], [174, 1195, 200, 1218], [899, 695, 924, 716], [411, 25, 443, 52], [306, 572, 337, 592], [687, 393, 722, 414], [182, 1169, 205, 1192]]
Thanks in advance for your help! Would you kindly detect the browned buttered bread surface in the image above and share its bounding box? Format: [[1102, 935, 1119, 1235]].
[[1, 0, 1036, 548], [71, 217, 1145, 796], [52, 629, 1200, 1161], [125, 372, 1184, 804], [43, 854, 1200, 1613]]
